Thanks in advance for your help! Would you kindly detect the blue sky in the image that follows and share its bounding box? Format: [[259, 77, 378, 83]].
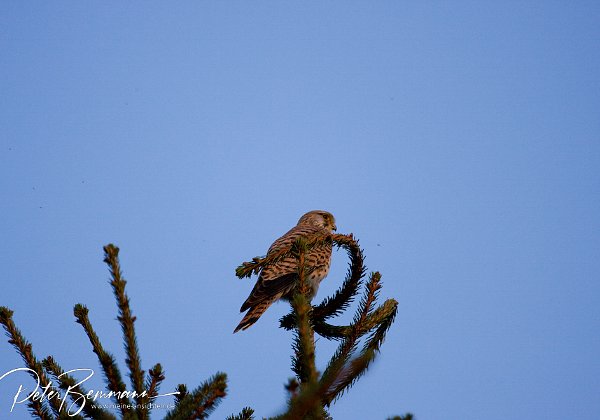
[[1, 2, 599, 419]]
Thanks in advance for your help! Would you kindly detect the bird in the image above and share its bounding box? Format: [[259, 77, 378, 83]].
[[234, 210, 337, 333]]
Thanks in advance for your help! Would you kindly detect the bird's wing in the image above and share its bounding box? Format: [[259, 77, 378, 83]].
[[240, 272, 296, 312], [239, 224, 325, 313]]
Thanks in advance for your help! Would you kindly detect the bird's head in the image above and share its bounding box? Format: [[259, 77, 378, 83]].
[[297, 210, 337, 232]]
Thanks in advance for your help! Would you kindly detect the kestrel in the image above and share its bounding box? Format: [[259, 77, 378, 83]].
[[234, 210, 337, 333]]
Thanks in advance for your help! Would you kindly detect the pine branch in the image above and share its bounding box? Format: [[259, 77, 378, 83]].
[[0, 307, 72, 418], [324, 298, 398, 405], [103, 244, 147, 420], [362, 298, 398, 356], [319, 272, 381, 393], [285, 238, 327, 419], [326, 348, 376, 403], [73, 303, 134, 417], [310, 321, 348, 340], [313, 234, 366, 320], [279, 233, 365, 331], [27, 400, 54, 420], [281, 314, 350, 339], [387, 414, 414, 420], [226, 407, 255, 420], [276, 350, 379, 418], [277, 235, 401, 416], [290, 238, 318, 385], [164, 372, 227, 420], [291, 291, 318, 385], [283, 270, 389, 342], [272, 380, 332, 420], [318, 273, 399, 406], [284, 378, 300, 399], [42, 356, 117, 420], [145, 363, 165, 402], [357, 272, 382, 320], [174, 384, 188, 404], [3, 243, 244, 420], [300, 298, 398, 341]]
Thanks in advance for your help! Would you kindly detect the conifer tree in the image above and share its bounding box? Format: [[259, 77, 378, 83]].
[[0, 245, 227, 419], [235, 232, 407, 419], [2, 237, 412, 419]]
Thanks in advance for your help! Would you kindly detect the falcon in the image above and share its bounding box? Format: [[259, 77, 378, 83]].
[[234, 210, 337, 333]]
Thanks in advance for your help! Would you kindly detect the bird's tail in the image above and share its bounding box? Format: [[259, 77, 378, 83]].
[[234, 300, 272, 333]]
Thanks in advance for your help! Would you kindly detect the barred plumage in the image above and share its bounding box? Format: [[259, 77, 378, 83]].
[[234, 210, 337, 333]]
